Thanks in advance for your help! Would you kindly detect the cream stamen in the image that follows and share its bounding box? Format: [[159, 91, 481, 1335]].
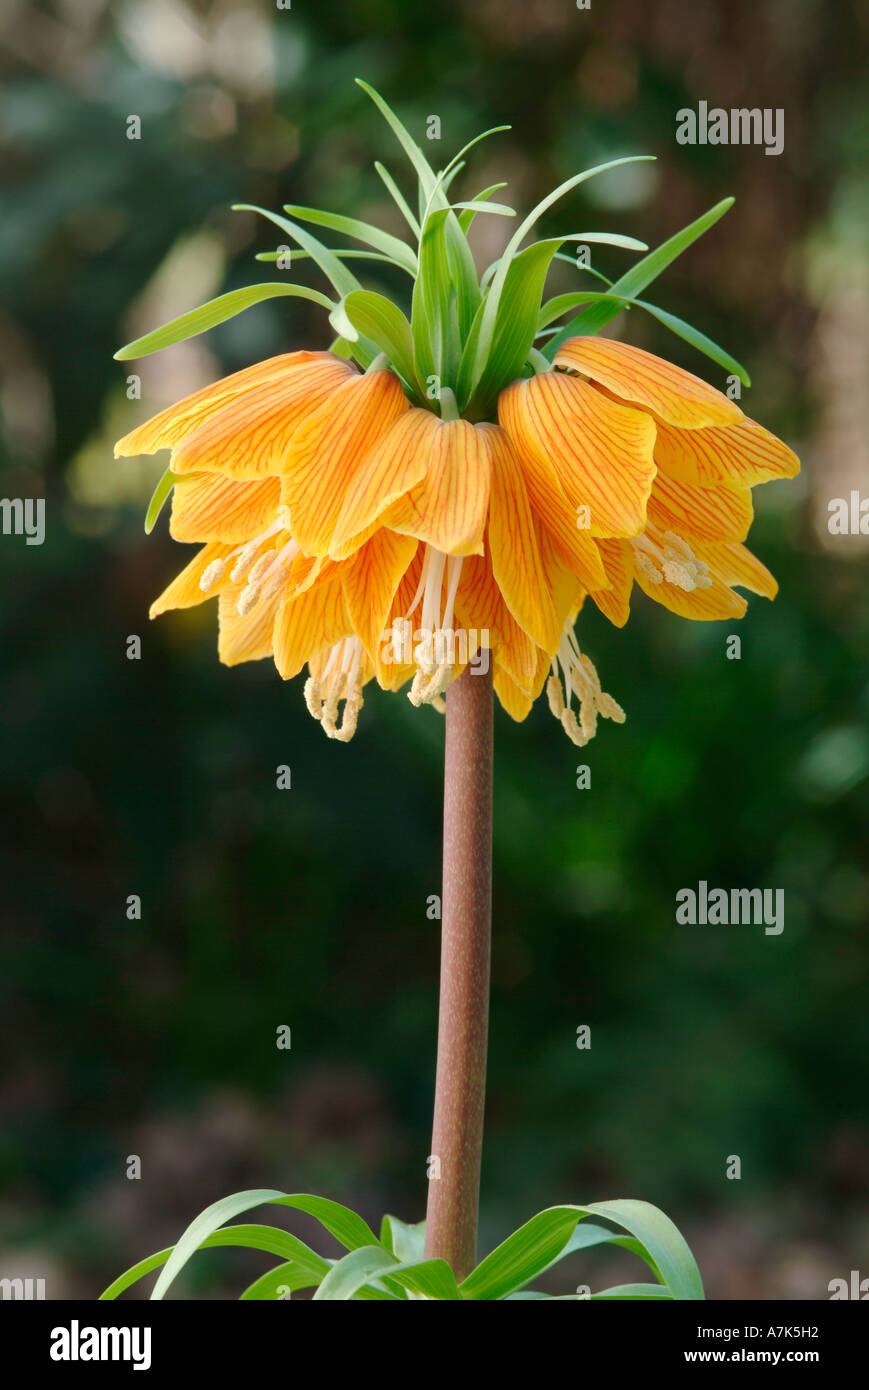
[[404, 544, 465, 706], [304, 636, 366, 742], [547, 625, 625, 747], [630, 527, 712, 592]]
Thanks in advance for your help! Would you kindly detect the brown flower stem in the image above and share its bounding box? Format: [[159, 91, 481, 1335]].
[[424, 661, 494, 1282]]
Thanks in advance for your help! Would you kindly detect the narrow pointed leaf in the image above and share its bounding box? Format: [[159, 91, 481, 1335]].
[[233, 205, 362, 299], [282, 203, 417, 276], [313, 1246, 403, 1300], [411, 208, 455, 383], [147, 1189, 379, 1300], [459, 1198, 703, 1301], [591, 1282, 673, 1299], [240, 1263, 322, 1300], [634, 298, 751, 384], [450, 200, 516, 217], [463, 155, 654, 395], [313, 1245, 461, 1300], [99, 1221, 328, 1299], [256, 248, 401, 267], [355, 80, 438, 201], [545, 196, 735, 354], [458, 183, 508, 233], [144, 466, 175, 534], [374, 160, 420, 237], [114, 282, 334, 360], [537, 290, 633, 331]]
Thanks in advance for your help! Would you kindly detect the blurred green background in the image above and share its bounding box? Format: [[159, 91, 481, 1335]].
[[1, 0, 868, 1299]]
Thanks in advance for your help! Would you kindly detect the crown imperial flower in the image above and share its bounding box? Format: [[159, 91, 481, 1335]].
[[114, 83, 799, 744]]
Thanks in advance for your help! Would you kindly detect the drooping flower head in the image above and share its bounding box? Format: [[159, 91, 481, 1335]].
[[114, 82, 799, 744]]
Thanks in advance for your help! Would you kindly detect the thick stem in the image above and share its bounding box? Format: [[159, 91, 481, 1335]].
[[424, 661, 494, 1281]]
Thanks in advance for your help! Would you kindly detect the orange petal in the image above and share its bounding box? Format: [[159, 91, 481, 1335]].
[[374, 547, 424, 690], [537, 529, 587, 632], [590, 539, 634, 628], [495, 642, 554, 720], [634, 564, 747, 620], [380, 419, 491, 556], [493, 665, 532, 722], [554, 337, 743, 430], [454, 552, 536, 693], [329, 410, 436, 560], [647, 471, 753, 542], [499, 372, 656, 538], [695, 541, 778, 598], [653, 416, 800, 488], [169, 473, 280, 543], [217, 585, 282, 665], [342, 530, 419, 660], [169, 355, 354, 479], [280, 370, 409, 556], [273, 572, 351, 679], [149, 540, 236, 617], [115, 352, 350, 458], [479, 424, 561, 654]]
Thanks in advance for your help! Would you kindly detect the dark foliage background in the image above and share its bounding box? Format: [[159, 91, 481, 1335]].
[[1, 0, 867, 1298]]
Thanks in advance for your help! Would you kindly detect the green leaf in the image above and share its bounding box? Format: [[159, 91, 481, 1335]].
[[458, 183, 508, 233], [460, 1208, 581, 1301], [386, 1259, 462, 1300], [380, 1215, 426, 1263], [459, 1199, 704, 1301], [411, 208, 457, 385], [582, 1199, 704, 1299], [340, 289, 420, 392], [239, 1262, 323, 1301], [313, 1245, 461, 1300], [256, 248, 401, 267], [313, 1246, 403, 1301], [374, 161, 421, 238], [545, 196, 735, 354], [437, 125, 510, 188], [565, 232, 647, 251], [99, 1221, 328, 1300], [355, 80, 438, 204], [523, 1220, 632, 1286], [464, 155, 654, 396], [114, 282, 335, 360], [537, 290, 633, 332], [551, 254, 615, 286], [591, 1283, 674, 1300], [459, 238, 562, 409], [144, 467, 175, 535], [634, 298, 751, 385], [282, 203, 417, 276], [233, 205, 362, 300], [355, 81, 479, 336], [450, 200, 516, 217], [144, 1189, 378, 1300]]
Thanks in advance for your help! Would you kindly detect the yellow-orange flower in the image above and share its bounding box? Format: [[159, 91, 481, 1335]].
[[115, 335, 798, 745]]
